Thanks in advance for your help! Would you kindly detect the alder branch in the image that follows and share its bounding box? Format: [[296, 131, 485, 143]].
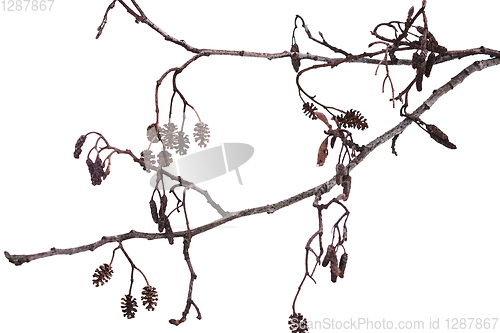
[[5, 2, 500, 328], [5, 55, 499, 267], [347, 56, 500, 172], [3, 177, 338, 265], [101, 0, 498, 68], [6, 0, 499, 284]]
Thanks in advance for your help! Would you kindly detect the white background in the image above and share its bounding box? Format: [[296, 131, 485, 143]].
[[1, 1, 499, 332]]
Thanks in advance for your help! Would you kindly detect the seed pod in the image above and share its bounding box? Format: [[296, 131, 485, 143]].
[[342, 175, 351, 200], [158, 215, 166, 233], [426, 124, 448, 141], [322, 244, 335, 267], [73, 135, 86, 159], [149, 199, 159, 224], [164, 221, 174, 245], [426, 124, 457, 149], [415, 68, 424, 91], [330, 252, 340, 283], [339, 253, 348, 278], [335, 163, 346, 185], [425, 53, 436, 77], [159, 194, 168, 216], [411, 51, 419, 69]]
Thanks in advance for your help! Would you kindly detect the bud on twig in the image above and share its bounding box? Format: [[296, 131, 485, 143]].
[[407, 6, 415, 20], [290, 43, 301, 73], [425, 124, 457, 149]]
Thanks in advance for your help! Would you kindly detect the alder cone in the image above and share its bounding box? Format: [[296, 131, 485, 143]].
[[302, 102, 317, 119], [160, 122, 178, 149], [121, 294, 138, 319], [337, 109, 369, 130], [141, 150, 156, 173], [92, 263, 113, 287], [288, 313, 309, 333], [175, 131, 190, 155], [157, 150, 173, 167], [141, 286, 158, 311], [147, 123, 160, 143], [193, 122, 210, 148]]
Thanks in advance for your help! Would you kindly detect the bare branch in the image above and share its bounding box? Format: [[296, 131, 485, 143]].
[[348, 57, 500, 172], [4, 178, 338, 265], [6, 56, 500, 266], [5, 2, 500, 328]]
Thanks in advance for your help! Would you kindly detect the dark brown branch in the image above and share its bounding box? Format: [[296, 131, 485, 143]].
[[96, 0, 117, 39], [169, 236, 201, 325], [438, 47, 500, 63]]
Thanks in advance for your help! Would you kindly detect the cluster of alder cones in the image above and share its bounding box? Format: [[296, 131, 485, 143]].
[[92, 263, 158, 319]]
